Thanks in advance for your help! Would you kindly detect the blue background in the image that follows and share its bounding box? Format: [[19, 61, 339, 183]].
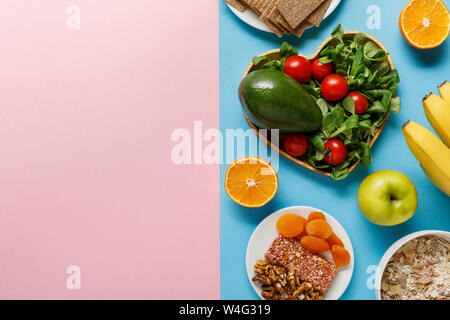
[[220, 0, 450, 300]]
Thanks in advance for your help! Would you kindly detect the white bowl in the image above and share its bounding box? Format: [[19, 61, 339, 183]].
[[375, 230, 450, 300], [246, 206, 354, 300]]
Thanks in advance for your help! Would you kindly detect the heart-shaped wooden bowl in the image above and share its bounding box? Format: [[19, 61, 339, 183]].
[[241, 31, 395, 178]]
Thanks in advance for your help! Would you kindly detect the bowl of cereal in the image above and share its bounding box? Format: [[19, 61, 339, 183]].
[[375, 230, 450, 300]]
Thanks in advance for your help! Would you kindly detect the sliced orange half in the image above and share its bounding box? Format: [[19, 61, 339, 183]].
[[399, 0, 450, 49], [224, 156, 278, 208]]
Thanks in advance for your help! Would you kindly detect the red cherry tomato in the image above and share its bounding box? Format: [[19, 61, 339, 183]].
[[311, 58, 333, 81], [284, 56, 312, 84], [324, 139, 348, 165], [321, 74, 349, 102], [284, 134, 309, 157], [347, 91, 369, 114]]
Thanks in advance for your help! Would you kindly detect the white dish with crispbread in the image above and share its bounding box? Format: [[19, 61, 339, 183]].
[[226, 0, 341, 36]]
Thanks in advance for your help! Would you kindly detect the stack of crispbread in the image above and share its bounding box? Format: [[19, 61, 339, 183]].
[[226, 0, 332, 37]]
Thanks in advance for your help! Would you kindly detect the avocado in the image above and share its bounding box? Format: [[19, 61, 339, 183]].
[[239, 69, 323, 132]]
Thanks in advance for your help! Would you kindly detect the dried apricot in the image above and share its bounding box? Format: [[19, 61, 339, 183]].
[[307, 211, 325, 222], [331, 245, 350, 266], [305, 219, 333, 240], [294, 216, 308, 240], [327, 233, 344, 247], [300, 236, 330, 253], [276, 214, 305, 238]]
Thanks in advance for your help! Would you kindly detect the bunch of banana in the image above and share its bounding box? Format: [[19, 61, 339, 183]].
[[402, 81, 450, 196]]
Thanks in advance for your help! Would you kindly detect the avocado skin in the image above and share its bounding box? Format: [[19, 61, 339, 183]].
[[238, 69, 323, 132]]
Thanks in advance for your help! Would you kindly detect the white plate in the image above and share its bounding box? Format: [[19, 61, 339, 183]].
[[246, 206, 354, 300], [226, 0, 342, 34], [375, 230, 450, 300]]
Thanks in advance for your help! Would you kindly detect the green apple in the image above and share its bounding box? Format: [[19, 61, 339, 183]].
[[357, 170, 418, 226]]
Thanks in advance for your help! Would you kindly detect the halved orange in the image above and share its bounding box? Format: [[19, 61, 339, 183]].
[[399, 0, 450, 49], [224, 156, 278, 208]]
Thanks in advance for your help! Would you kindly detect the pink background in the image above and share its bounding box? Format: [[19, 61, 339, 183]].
[[0, 1, 219, 299]]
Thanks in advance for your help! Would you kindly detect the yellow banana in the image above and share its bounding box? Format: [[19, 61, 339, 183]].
[[402, 120, 450, 196], [422, 93, 450, 147], [421, 165, 450, 197], [438, 81, 450, 104]]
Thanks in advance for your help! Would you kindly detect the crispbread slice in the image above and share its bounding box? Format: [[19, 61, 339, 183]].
[[241, 0, 261, 14], [293, 21, 312, 37], [277, 0, 324, 29], [225, 0, 247, 12], [307, 0, 331, 27], [278, 23, 292, 35], [277, 11, 292, 31], [262, 18, 284, 37], [251, 0, 262, 11], [261, 0, 277, 17], [255, 0, 270, 13], [260, 0, 285, 37], [267, 4, 291, 34], [266, 3, 281, 23], [274, 8, 310, 37], [260, 0, 277, 19]]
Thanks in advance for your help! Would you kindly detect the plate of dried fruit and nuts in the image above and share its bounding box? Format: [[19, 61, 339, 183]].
[[246, 206, 354, 300]]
